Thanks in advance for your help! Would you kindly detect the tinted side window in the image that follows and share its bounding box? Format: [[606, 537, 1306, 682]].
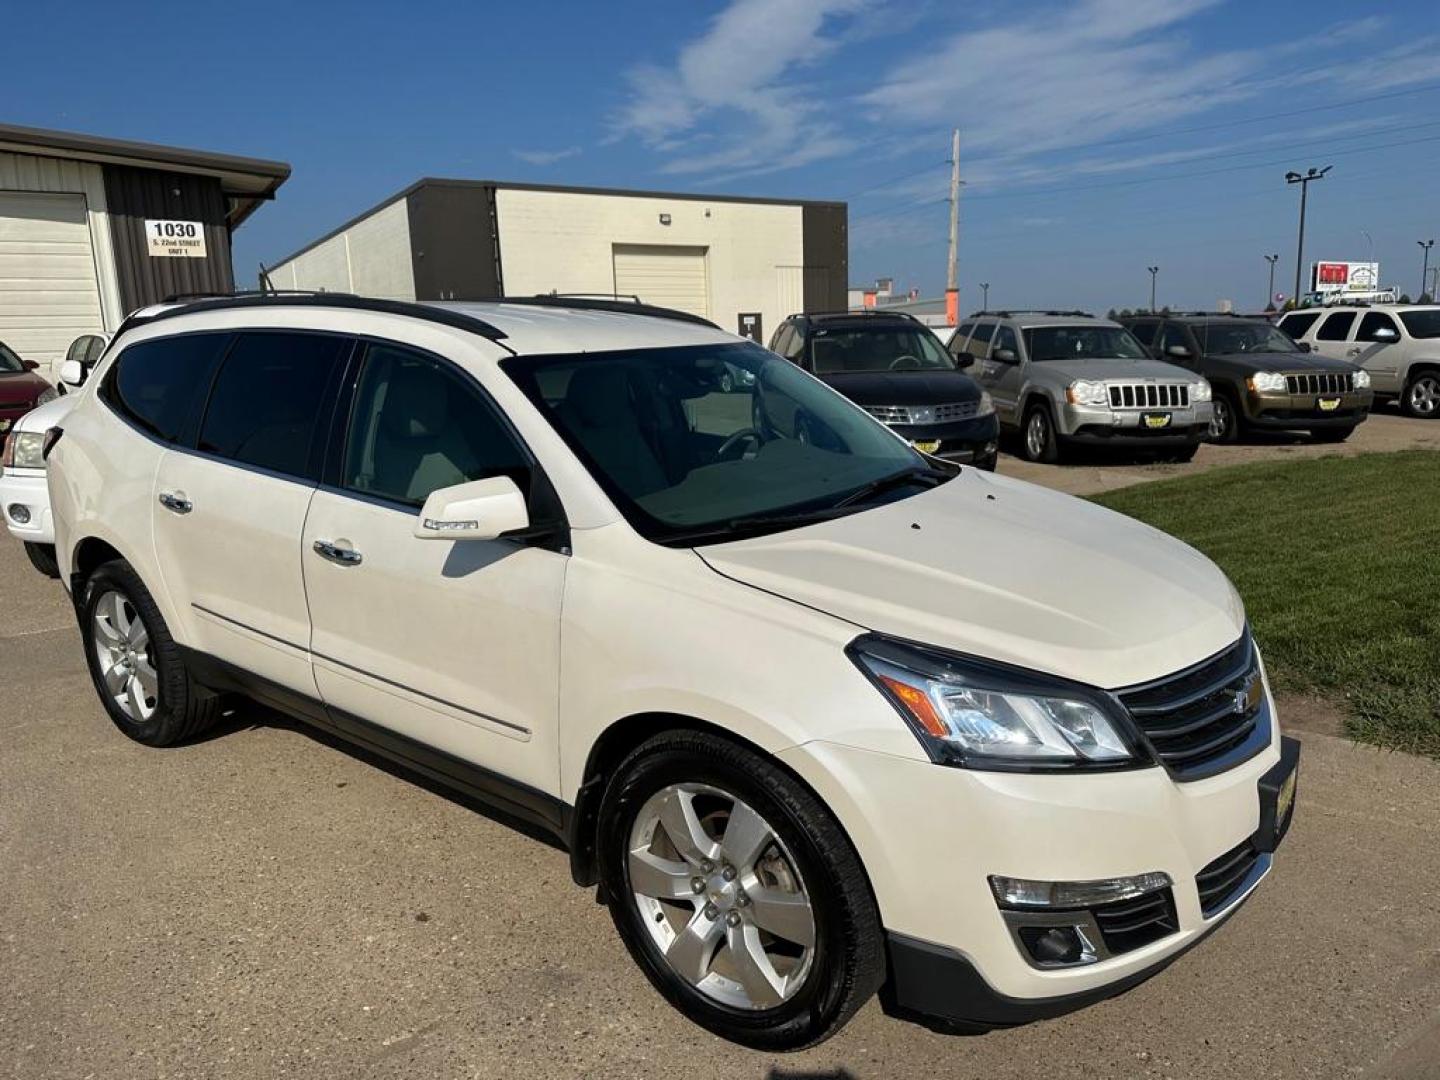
[[1278, 312, 1321, 338], [1356, 312, 1399, 342], [1128, 320, 1160, 347], [1317, 312, 1356, 341], [992, 325, 1019, 356], [782, 325, 806, 361], [103, 332, 232, 442], [969, 322, 996, 353], [342, 345, 529, 507], [197, 331, 348, 481], [1158, 323, 1191, 355]]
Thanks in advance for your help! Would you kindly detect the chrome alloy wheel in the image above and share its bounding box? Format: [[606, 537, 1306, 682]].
[[1025, 410, 1047, 459], [1408, 374, 1439, 416], [1209, 397, 1231, 439], [627, 783, 816, 1010], [91, 590, 159, 720]]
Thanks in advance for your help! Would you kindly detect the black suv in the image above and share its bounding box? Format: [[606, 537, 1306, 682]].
[[1121, 313, 1373, 443], [769, 311, 999, 468]]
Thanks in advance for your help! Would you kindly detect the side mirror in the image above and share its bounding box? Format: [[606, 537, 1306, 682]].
[[953, 351, 975, 369], [1166, 344, 1192, 358], [59, 359, 86, 387], [21, 358, 39, 372], [1372, 327, 1399, 341], [992, 347, 1017, 363], [1296, 341, 1312, 353], [413, 475, 530, 541]]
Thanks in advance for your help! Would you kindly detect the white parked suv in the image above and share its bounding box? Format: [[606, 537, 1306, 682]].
[[1277, 304, 1440, 418], [47, 295, 1299, 1049]]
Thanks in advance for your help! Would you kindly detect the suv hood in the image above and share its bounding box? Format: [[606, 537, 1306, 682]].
[[698, 469, 1244, 689], [1209, 350, 1357, 372], [1033, 356, 1196, 382], [820, 370, 982, 405]]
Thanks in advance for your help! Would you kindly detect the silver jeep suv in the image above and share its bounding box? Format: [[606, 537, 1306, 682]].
[[946, 312, 1213, 463]]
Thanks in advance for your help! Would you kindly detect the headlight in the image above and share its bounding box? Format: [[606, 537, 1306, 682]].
[[35, 387, 58, 407], [1250, 371, 1287, 393], [1065, 379, 1109, 407], [3, 431, 47, 470], [849, 635, 1137, 768], [1353, 369, 1371, 389], [976, 390, 995, 417], [1190, 379, 1212, 403]]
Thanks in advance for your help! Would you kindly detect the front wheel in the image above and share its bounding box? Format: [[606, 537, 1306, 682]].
[[1401, 371, 1440, 418], [1207, 395, 1240, 443], [1021, 403, 1060, 463], [597, 731, 884, 1051], [23, 542, 59, 578]]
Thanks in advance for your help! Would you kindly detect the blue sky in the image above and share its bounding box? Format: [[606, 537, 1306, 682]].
[[8, 0, 1440, 312]]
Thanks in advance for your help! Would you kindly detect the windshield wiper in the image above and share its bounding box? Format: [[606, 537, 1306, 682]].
[[830, 466, 950, 509], [661, 506, 852, 547]]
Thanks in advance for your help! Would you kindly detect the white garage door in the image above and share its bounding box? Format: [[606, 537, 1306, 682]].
[[612, 244, 710, 318], [0, 191, 105, 379]]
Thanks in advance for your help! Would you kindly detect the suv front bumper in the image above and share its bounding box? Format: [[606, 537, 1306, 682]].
[[1245, 388, 1372, 430], [1057, 401, 1212, 444], [888, 414, 1001, 468], [0, 467, 52, 545], [776, 703, 1293, 1030]]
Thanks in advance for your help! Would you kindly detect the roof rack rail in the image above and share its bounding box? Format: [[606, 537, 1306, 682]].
[[969, 309, 1095, 319], [115, 293, 510, 342], [790, 309, 924, 322], [163, 288, 356, 303], [487, 293, 719, 329]]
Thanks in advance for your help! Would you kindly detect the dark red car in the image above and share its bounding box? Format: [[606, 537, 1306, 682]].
[[0, 341, 55, 437]]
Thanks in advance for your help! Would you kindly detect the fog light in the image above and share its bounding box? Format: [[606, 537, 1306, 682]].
[[1019, 926, 1086, 965], [989, 871, 1171, 909], [7, 503, 30, 525]]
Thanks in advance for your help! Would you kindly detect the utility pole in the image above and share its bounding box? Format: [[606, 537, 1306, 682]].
[[1418, 239, 1434, 300], [979, 282, 990, 310], [1285, 166, 1331, 305], [1264, 254, 1279, 309], [1147, 266, 1159, 312], [945, 128, 961, 327]]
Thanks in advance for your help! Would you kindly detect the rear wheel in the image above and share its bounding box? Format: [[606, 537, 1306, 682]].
[[1021, 403, 1060, 463], [597, 730, 883, 1051], [1401, 371, 1440, 418], [1311, 425, 1355, 443], [23, 542, 59, 578], [78, 559, 222, 746]]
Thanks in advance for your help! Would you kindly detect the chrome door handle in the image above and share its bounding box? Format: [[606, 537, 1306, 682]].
[[312, 539, 362, 566], [158, 492, 192, 515]]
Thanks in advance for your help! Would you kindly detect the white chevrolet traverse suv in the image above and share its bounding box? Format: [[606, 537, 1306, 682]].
[[47, 295, 1299, 1050]]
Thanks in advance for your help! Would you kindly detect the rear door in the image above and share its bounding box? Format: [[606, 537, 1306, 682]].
[[152, 329, 351, 699], [301, 340, 566, 796]]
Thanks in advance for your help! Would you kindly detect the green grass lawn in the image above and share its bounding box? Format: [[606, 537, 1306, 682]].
[[1093, 449, 1440, 758]]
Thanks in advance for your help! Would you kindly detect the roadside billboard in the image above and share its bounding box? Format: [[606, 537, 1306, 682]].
[[1310, 261, 1380, 295]]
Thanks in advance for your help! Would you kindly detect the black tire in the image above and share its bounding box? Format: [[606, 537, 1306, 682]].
[[1311, 425, 1355, 443], [1020, 401, 1060, 463], [1400, 370, 1440, 419], [596, 730, 884, 1051], [1207, 392, 1241, 444], [1169, 442, 1200, 463], [78, 558, 222, 747], [23, 541, 59, 579]]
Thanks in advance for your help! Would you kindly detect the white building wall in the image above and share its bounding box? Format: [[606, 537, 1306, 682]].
[[267, 198, 415, 300], [495, 189, 805, 338], [0, 150, 125, 334]]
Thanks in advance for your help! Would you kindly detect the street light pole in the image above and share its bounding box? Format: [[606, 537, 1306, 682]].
[[1264, 254, 1279, 309], [1418, 239, 1435, 300], [979, 282, 990, 310], [1285, 166, 1331, 306], [1147, 266, 1159, 312]]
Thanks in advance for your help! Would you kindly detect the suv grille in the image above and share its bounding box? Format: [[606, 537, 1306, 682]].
[[1285, 372, 1354, 395], [1107, 383, 1190, 408], [1196, 839, 1262, 916], [862, 401, 982, 425], [1116, 634, 1265, 779]]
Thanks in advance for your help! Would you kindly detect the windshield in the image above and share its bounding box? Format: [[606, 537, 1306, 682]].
[[1195, 322, 1298, 354], [1022, 325, 1148, 362], [808, 325, 954, 374], [1399, 310, 1440, 339], [504, 342, 936, 545], [0, 343, 24, 373]]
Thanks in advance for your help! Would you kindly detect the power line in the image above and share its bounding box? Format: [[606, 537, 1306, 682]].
[[841, 161, 948, 201]]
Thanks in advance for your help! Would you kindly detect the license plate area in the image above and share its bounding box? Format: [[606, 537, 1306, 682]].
[[1141, 412, 1172, 429], [1255, 736, 1301, 853], [1317, 396, 1341, 412]]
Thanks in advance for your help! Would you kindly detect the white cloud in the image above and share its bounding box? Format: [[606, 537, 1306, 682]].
[[610, 0, 868, 178], [511, 146, 583, 166]]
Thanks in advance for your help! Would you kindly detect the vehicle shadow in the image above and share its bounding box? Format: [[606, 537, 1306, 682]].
[[196, 698, 566, 852], [766, 1070, 858, 1080]]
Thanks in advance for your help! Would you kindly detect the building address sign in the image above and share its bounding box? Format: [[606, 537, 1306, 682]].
[[145, 219, 207, 258]]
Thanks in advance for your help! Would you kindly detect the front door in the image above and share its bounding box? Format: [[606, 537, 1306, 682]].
[[1309, 310, 1358, 362], [301, 341, 567, 796], [152, 329, 351, 698], [1349, 310, 1405, 394], [983, 324, 1025, 426]]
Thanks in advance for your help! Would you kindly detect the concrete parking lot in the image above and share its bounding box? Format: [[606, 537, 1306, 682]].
[[3, 452, 1439, 1079]]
